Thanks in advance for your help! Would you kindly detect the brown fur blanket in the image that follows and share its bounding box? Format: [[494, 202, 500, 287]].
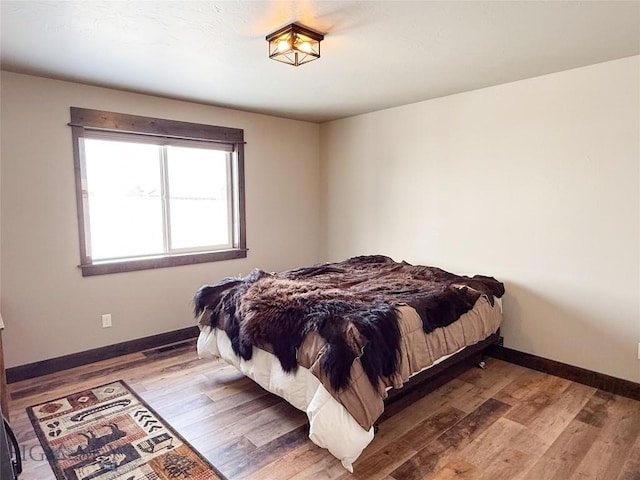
[[194, 255, 504, 392]]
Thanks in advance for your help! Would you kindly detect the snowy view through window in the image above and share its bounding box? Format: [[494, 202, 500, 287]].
[[84, 138, 231, 261]]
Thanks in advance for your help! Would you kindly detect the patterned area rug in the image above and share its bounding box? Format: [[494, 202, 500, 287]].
[[27, 380, 226, 480]]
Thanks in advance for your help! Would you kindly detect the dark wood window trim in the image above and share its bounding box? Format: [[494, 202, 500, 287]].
[[70, 107, 247, 276]]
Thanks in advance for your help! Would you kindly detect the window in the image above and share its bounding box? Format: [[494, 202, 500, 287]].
[[70, 108, 246, 276]]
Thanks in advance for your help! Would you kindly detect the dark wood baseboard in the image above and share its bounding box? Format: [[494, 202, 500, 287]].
[[6, 326, 199, 384], [487, 345, 640, 401]]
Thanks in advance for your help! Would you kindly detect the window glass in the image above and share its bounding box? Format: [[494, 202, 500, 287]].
[[166, 146, 231, 250], [84, 138, 164, 260]]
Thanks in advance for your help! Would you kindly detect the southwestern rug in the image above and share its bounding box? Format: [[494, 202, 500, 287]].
[[27, 380, 227, 480]]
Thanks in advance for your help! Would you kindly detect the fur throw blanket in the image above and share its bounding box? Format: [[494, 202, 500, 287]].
[[194, 255, 504, 392]]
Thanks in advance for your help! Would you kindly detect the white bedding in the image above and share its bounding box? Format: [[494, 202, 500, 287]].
[[196, 319, 482, 471], [197, 324, 373, 471]]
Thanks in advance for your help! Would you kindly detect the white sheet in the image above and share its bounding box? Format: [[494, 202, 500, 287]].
[[197, 325, 373, 472]]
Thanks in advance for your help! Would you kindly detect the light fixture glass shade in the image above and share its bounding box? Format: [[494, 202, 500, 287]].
[[266, 23, 324, 66]]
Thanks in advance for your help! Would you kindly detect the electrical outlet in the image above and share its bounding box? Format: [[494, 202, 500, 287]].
[[637, 342, 640, 360], [102, 314, 112, 328]]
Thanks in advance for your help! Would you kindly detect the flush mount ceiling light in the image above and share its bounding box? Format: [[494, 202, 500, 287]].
[[266, 22, 325, 66]]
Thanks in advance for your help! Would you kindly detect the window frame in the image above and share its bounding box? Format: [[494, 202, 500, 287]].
[[70, 107, 247, 276]]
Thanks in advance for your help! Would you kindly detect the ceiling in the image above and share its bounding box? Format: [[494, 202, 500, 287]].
[[1, 1, 639, 123]]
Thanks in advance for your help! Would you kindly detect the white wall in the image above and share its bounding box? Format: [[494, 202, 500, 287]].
[[0, 72, 321, 368], [320, 56, 640, 383]]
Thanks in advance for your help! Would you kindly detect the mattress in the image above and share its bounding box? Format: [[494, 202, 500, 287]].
[[197, 294, 502, 471]]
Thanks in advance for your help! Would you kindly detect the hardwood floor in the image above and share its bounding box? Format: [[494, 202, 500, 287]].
[[8, 340, 640, 480]]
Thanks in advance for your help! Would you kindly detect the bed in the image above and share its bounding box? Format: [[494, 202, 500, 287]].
[[195, 255, 504, 471]]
